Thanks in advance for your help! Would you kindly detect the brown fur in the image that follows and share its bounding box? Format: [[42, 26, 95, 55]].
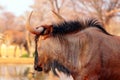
[[35, 27, 120, 80], [29, 19, 120, 80]]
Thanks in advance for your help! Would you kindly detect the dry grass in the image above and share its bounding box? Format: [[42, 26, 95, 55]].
[[0, 44, 28, 57], [0, 57, 34, 64]]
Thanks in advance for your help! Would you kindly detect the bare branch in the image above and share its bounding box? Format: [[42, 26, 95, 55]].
[[49, 0, 55, 11], [106, 9, 120, 17], [54, 0, 60, 13]]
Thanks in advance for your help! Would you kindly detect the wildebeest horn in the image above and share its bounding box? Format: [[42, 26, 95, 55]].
[[52, 10, 65, 23], [26, 11, 44, 35]]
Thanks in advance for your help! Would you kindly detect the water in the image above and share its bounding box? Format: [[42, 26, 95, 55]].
[[0, 64, 59, 80], [0, 64, 35, 80]]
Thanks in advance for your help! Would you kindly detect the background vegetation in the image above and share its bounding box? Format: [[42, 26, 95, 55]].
[[0, 0, 120, 57]]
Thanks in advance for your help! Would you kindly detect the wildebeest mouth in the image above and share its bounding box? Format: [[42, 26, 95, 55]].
[[35, 60, 71, 76], [34, 58, 71, 78]]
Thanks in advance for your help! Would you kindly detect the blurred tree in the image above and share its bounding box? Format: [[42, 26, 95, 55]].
[[30, 0, 50, 25], [0, 16, 6, 32], [34, 0, 120, 32], [0, 5, 4, 32], [49, 0, 64, 13], [31, 0, 83, 23], [0, 6, 26, 32], [1, 12, 16, 30], [14, 15, 26, 31], [74, 0, 120, 32]]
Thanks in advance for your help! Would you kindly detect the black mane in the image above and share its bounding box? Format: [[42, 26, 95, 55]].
[[52, 18, 110, 36]]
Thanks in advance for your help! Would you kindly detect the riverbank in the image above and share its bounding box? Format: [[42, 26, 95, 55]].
[[0, 58, 34, 64]]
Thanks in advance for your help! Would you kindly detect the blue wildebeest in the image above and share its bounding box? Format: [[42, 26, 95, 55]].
[[3, 30, 30, 57], [26, 12, 120, 80]]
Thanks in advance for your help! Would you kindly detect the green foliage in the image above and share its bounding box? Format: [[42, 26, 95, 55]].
[[21, 53, 29, 58]]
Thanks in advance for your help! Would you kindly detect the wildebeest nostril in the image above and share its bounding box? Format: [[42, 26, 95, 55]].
[[34, 65, 42, 71]]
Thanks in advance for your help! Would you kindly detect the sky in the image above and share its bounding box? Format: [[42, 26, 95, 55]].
[[0, 0, 34, 16]]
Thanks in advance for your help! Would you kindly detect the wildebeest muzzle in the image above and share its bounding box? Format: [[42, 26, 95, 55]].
[[34, 64, 42, 71]]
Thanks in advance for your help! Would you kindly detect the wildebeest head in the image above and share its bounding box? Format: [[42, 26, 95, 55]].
[[26, 11, 73, 75], [26, 12, 111, 77]]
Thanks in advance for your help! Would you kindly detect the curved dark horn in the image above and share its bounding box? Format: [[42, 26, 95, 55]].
[[26, 11, 44, 35]]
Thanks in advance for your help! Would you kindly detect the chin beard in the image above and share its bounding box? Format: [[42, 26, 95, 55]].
[[43, 60, 71, 76]]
